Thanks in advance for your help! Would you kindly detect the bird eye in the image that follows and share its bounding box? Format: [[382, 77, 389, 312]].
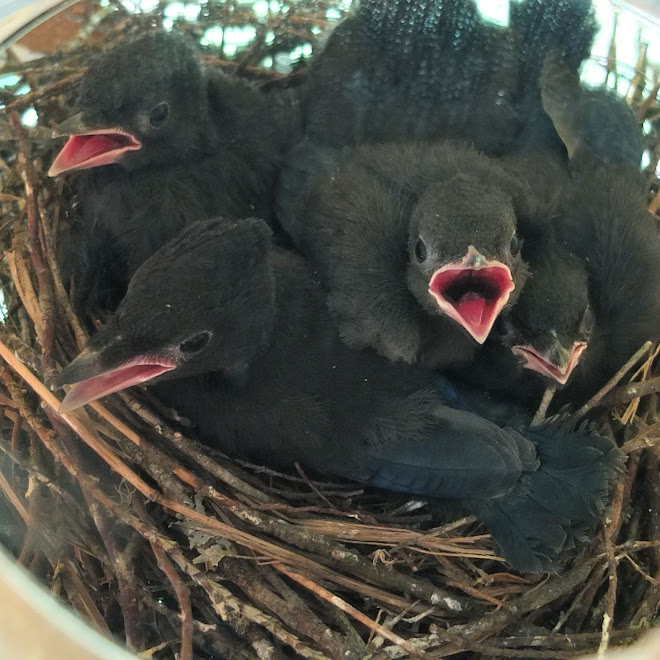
[[414, 237, 427, 263], [149, 102, 170, 128], [510, 234, 522, 256], [179, 331, 211, 354], [579, 306, 594, 336]]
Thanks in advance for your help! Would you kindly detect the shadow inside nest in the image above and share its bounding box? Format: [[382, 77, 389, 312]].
[[0, 2, 659, 659]]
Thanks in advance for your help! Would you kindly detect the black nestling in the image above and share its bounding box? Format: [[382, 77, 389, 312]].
[[455, 57, 649, 407], [501, 244, 592, 388], [554, 166, 660, 404], [445, 227, 593, 420], [541, 55, 659, 405], [55, 218, 622, 573], [298, 0, 596, 154], [300, 0, 518, 153], [278, 140, 530, 366], [50, 31, 296, 315], [508, 0, 598, 153]]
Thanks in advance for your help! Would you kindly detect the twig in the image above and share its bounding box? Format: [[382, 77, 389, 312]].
[[150, 540, 194, 660], [88, 500, 144, 652], [532, 386, 556, 427], [621, 420, 660, 454], [223, 558, 365, 660], [9, 112, 57, 386], [435, 560, 600, 655], [571, 342, 653, 420], [604, 376, 660, 407], [0, 467, 29, 524], [2, 73, 83, 113], [274, 562, 422, 657]]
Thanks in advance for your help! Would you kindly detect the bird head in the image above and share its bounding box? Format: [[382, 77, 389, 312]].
[[56, 218, 275, 412], [502, 245, 592, 386], [406, 176, 526, 344], [49, 32, 209, 176]]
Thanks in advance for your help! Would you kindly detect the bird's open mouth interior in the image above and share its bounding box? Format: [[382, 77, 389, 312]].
[[429, 264, 514, 343], [59, 356, 176, 413], [512, 342, 587, 385], [49, 128, 141, 176]]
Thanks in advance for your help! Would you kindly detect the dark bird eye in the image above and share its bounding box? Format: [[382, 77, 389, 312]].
[[149, 102, 170, 128], [414, 237, 427, 263], [180, 331, 211, 354], [510, 234, 522, 256]]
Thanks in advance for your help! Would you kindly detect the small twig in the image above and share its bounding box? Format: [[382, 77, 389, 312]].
[[87, 500, 144, 652], [599, 534, 618, 656], [274, 562, 423, 657], [621, 420, 660, 454], [2, 72, 83, 113], [532, 386, 556, 427], [571, 342, 653, 421], [0, 468, 29, 523], [9, 112, 57, 386], [294, 461, 336, 509], [437, 559, 601, 654], [223, 558, 365, 660], [604, 375, 660, 407], [150, 539, 194, 660]]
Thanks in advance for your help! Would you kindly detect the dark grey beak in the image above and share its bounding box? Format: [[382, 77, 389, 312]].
[[56, 345, 106, 388], [56, 340, 177, 414], [52, 112, 95, 138]]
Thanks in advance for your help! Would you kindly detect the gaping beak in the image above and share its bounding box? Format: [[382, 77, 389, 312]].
[[512, 338, 587, 386], [428, 246, 515, 344], [48, 112, 141, 176], [57, 344, 176, 413]]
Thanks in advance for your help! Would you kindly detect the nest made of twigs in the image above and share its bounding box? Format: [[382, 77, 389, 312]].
[[0, 2, 659, 659]]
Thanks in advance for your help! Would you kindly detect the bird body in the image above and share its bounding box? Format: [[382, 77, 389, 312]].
[[553, 161, 660, 405], [51, 31, 296, 314], [453, 55, 654, 410], [299, 0, 597, 154], [278, 139, 531, 366], [56, 218, 622, 573]]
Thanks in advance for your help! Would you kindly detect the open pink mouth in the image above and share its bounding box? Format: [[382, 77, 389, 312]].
[[59, 356, 176, 413], [512, 341, 587, 385], [428, 248, 514, 344], [49, 128, 141, 176]]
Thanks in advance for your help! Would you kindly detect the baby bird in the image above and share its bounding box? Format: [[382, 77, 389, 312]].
[[56, 218, 621, 573], [278, 140, 530, 366], [299, 0, 596, 154], [50, 31, 295, 315], [537, 54, 656, 405], [458, 53, 655, 409]]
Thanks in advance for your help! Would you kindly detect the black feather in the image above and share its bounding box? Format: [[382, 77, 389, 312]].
[[58, 218, 622, 573], [54, 31, 297, 317]]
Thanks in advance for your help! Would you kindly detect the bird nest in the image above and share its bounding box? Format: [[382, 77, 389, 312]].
[[0, 2, 659, 658]]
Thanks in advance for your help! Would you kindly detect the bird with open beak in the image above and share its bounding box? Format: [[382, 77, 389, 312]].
[[455, 239, 594, 413], [277, 139, 530, 366], [452, 51, 655, 411], [50, 31, 296, 317], [528, 52, 657, 407], [55, 217, 622, 573]]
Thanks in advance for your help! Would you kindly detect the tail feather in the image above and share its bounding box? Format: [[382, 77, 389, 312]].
[[510, 0, 597, 80], [510, 0, 597, 151], [472, 421, 623, 573], [344, 407, 621, 572]]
